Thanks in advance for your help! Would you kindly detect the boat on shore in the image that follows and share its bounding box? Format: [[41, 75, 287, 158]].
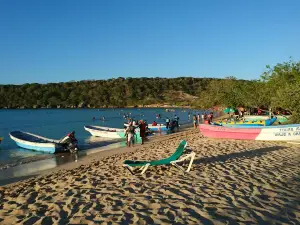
[[84, 125, 141, 139], [9, 131, 61, 153], [214, 117, 277, 127], [244, 115, 290, 123], [200, 124, 300, 141]]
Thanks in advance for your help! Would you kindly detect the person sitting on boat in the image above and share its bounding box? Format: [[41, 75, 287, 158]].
[[152, 121, 157, 126]]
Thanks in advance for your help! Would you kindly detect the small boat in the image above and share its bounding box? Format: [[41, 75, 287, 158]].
[[9, 131, 61, 153], [245, 115, 290, 123], [200, 124, 300, 141], [214, 117, 277, 127], [0, 137, 3, 144], [84, 125, 140, 139]]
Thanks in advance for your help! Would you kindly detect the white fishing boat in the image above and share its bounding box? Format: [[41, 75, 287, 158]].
[[84, 125, 141, 139]]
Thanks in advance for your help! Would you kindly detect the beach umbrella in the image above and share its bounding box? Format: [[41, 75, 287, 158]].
[[223, 108, 235, 113]]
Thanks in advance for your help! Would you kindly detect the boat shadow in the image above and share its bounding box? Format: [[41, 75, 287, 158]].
[[193, 146, 285, 165]]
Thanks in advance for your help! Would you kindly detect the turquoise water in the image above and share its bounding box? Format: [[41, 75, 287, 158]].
[[0, 108, 200, 166]]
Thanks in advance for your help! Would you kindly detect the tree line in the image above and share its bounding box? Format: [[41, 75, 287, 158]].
[[1, 59, 299, 122], [0, 77, 214, 109], [193, 59, 300, 123]]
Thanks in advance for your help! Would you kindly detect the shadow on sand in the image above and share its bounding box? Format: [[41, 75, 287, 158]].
[[193, 145, 285, 165]]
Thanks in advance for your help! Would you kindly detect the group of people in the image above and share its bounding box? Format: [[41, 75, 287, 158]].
[[125, 120, 149, 147], [165, 114, 179, 131], [190, 112, 214, 128]]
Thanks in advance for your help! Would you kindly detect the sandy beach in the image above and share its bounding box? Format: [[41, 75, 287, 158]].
[[1, 128, 300, 224]]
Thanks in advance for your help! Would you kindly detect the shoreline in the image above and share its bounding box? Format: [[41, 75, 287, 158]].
[[1, 126, 299, 223], [0, 123, 194, 186]]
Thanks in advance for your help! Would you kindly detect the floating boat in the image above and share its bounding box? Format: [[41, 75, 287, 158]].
[[9, 131, 62, 153], [84, 125, 140, 139], [200, 124, 300, 141], [214, 117, 277, 127], [0, 137, 3, 144], [245, 115, 290, 123]]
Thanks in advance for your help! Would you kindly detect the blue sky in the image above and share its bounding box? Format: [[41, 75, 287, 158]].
[[0, 0, 299, 84]]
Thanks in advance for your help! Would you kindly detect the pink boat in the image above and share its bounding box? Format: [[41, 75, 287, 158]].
[[199, 124, 300, 141], [200, 124, 261, 140]]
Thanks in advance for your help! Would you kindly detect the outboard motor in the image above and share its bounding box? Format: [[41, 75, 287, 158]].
[[59, 131, 78, 153]]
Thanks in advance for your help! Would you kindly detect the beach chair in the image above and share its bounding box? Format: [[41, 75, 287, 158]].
[[123, 140, 195, 175]]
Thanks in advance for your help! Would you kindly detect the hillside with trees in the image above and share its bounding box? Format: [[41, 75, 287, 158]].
[[0, 77, 233, 109], [1, 60, 299, 121]]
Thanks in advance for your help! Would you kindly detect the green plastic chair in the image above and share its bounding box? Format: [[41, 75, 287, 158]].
[[123, 140, 195, 174]]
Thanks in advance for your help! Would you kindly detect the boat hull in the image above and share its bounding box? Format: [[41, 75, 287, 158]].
[[84, 125, 141, 139], [200, 124, 300, 141], [147, 124, 168, 131], [9, 132, 57, 153]]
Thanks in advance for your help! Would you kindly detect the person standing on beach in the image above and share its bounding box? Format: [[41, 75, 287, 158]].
[[174, 115, 179, 130], [166, 117, 170, 129], [193, 115, 197, 128], [197, 113, 200, 124], [157, 124, 161, 133], [139, 120, 146, 145], [125, 123, 135, 147]]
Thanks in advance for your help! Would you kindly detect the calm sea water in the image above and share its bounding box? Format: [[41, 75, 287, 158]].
[[0, 108, 201, 166]]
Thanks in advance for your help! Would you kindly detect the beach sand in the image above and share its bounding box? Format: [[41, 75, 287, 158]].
[[1, 128, 300, 224]]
